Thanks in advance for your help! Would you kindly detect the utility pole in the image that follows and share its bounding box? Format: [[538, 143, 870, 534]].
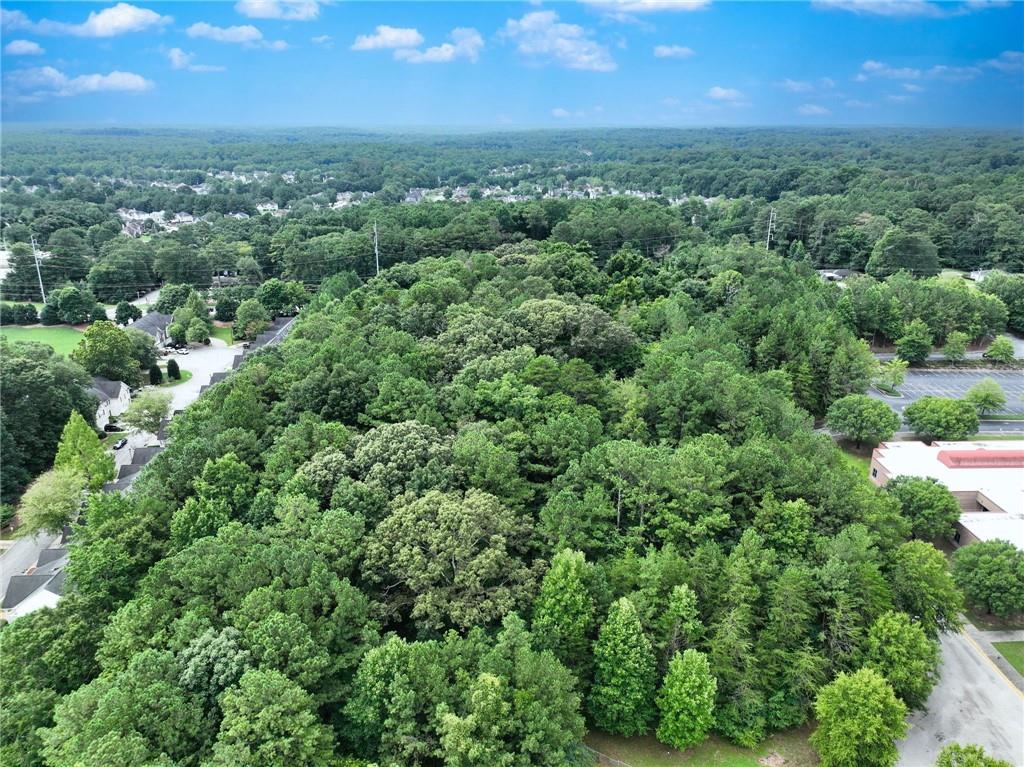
[[372, 220, 380, 276], [765, 207, 776, 251], [31, 235, 46, 303]]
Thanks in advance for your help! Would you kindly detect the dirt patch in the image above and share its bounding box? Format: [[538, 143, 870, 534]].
[[758, 754, 786, 767]]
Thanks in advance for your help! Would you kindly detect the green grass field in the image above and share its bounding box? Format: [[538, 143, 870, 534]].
[[1, 324, 84, 356], [993, 641, 1024, 675], [585, 728, 818, 767], [210, 325, 234, 344]]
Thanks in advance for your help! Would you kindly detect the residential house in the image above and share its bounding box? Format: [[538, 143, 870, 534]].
[[88, 376, 131, 430], [131, 312, 172, 346], [0, 548, 68, 621]]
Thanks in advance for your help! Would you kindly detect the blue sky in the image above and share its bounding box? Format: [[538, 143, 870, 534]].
[[2, 0, 1022, 127]]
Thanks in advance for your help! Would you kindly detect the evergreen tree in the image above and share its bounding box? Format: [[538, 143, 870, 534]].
[[167, 358, 181, 380], [149, 364, 163, 385], [589, 597, 656, 736], [655, 649, 717, 750]]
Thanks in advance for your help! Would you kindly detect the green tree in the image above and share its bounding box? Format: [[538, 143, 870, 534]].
[[826, 395, 900, 448], [876, 359, 908, 392], [121, 390, 172, 436], [810, 668, 908, 767], [887, 476, 960, 541], [866, 227, 939, 278], [943, 331, 970, 362], [895, 319, 933, 365], [206, 669, 335, 767], [70, 320, 140, 386], [186, 316, 210, 344], [864, 611, 940, 710], [531, 549, 596, 674], [983, 336, 1015, 364], [952, 540, 1024, 618], [935, 743, 1013, 767], [904, 397, 979, 442], [167, 358, 181, 380], [891, 540, 964, 636], [53, 410, 114, 491], [149, 364, 163, 385], [965, 378, 1006, 415], [114, 301, 142, 326], [363, 489, 535, 632], [17, 467, 86, 535], [234, 298, 270, 341], [589, 597, 657, 736], [655, 649, 717, 750]]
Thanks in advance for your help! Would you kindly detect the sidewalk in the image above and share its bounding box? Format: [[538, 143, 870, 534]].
[[964, 623, 1024, 694]]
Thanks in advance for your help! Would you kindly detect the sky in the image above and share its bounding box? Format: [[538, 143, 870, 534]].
[[2, 0, 1022, 127]]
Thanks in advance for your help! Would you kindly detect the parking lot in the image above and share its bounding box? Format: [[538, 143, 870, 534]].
[[870, 369, 1024, 415]]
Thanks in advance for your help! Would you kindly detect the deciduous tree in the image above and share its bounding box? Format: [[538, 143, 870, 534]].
[[54, 411, 114, 491], [656, 649, 717, 750], [810, 668, 907, 767], [589, 597, 656, 736]]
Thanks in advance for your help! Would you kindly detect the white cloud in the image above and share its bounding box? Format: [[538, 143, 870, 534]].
[[351, 25, 424, 51], [845, 99, 872, 107], [985, 50, 1024, 72], [501, 11, 616, 72], [902, 82, 924, 91], [394, 28, 483, 64], [886, 93, 910, 102], [167, 47, 225, 72], [860, 59, 921, 79], [5, 65, 153, 102], [583, 0, 710, 13], [187, 22, 263, 43], [235, 0, 321, 21], [797, 103, 830, 115], [820, 77, 836, 88], [186, 21, 286, 50], [2, 3, 173, 37], [814, 0, 1007, 15], [707, 85, 743, 100], [311, 34, 332, 45], [552, 107, 572, 118], [661, 96, 681, 106], [779, 78, 814, 92], [653, 44, 694, 58], [926, 63, 980, 81], [4, 39, 44, 55]]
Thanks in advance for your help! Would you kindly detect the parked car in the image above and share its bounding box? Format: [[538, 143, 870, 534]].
[[177, 348, 190, 355], [113, 438, 128, 450], [104, 423, 122, 433]]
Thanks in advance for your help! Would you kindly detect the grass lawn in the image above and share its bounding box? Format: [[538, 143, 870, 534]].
[[210, 325, 234, 344], [968, 434, 1024, 441], [992, 641, 1024, 676], [156, 368, 193, 387], [980, 413, 1024, 421], [1, 324, 84, 356], [835, 443, 873, 478], [585, 728, 818, 767]]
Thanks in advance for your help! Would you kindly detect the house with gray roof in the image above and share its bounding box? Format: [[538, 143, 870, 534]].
[[131, 312, 172, 345], [88, 376, 131, 430], [0, 547, 68, 621]]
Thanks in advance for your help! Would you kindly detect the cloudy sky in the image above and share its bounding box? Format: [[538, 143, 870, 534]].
[[2, 0, 1022, 126]]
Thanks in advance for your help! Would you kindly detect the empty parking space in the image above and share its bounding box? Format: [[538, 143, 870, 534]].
[[871, 370, 1024, 414]]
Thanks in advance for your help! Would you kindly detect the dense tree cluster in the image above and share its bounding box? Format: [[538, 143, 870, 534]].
[[0, 226, 972, 766]]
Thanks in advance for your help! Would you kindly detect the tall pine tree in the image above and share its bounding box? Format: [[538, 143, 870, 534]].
[[589, 597, 656, 736]]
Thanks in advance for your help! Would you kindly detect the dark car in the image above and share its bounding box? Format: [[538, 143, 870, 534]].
[[104, 423, 122, 433], [113, 438, 128, 450]]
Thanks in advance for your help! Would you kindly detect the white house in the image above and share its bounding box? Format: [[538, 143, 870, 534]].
[[88, 377, 131, 430]]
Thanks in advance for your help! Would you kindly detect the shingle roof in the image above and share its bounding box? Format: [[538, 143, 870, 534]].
[[130, 446, 163, 466], [91, 377, 124, 399], [36, 548, 66, 568], [132, 312, 172, 336], [117, 463, 143, 479], [45, 571, 66, 596], [1, 574, 52, 609]]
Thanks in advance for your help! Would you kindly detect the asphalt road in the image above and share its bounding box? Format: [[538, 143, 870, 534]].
[[898, 631, 1024, 766], [870, 369, 1024, 415]]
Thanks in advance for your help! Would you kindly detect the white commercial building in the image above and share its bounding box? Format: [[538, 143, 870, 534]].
[[869, 440, 1024, 549]]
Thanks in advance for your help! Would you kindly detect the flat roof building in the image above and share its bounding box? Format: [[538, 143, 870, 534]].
[[869, 440, 1024, 549]]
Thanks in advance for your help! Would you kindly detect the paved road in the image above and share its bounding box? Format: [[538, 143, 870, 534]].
[[869, 369, 1024, 414], [0, 530, 58, 603], [158, 338, 241, 412], [898, 631, 1024, 767]]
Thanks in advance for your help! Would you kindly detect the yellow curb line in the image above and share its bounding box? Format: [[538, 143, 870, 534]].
[[961, 629, 1024, 701]]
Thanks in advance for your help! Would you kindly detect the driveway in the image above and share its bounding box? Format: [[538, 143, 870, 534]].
[[156, 338, 242, 412], [0, 530, 58, 602], [898, 631, 1024, 766], [869, 369, 1024, 415]]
